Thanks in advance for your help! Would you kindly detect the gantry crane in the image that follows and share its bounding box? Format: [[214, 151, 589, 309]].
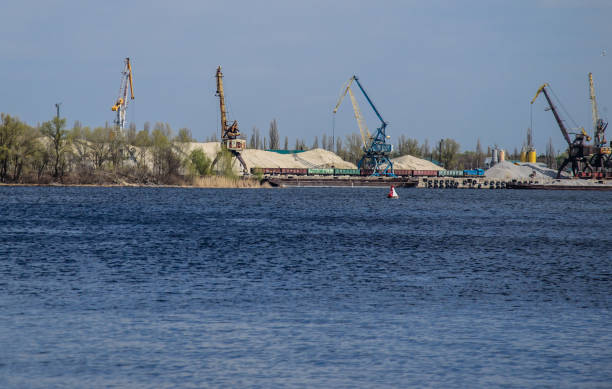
[[111, 57, 134, 132], [531, 83, 600, 178], [213, 66, 247, 173], [333, 75, 394, 176]]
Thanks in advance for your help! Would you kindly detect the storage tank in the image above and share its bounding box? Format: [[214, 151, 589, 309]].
[[491, 149, 498, 165], [499, 149, 505, 162], [520, 150, 527, 162], [528, 149, 537, 163]]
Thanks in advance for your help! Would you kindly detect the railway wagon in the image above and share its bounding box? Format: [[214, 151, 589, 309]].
[[412, 170, 440, 177], [308, 168, 334, 175], [333, 168, 360, 176], [251, 167, 282, 175], [281, 168, 308, 175], [439, 170, 463, 177], [463, 168, 484, 177], [393, 169, 413, 177]]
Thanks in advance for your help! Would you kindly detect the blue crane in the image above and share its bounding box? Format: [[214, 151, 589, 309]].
[[334, 75, 395, 176]]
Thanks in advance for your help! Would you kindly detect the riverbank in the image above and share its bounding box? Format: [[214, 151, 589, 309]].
[[0, 176, 271, 189]]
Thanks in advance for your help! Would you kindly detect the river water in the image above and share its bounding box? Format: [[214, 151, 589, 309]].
[[1, 187, 611, 388]]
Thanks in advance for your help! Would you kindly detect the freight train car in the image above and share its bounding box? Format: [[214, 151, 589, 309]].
[[251, 167, 282, 175], [438, 170, 463, 177], [333, 168, 360, 176], [308, 168, 335, 175], [412, 170, 440, 177], [281, 168, 308, 175], [463, 168, 484, 177], [393, 169, 413, 177]]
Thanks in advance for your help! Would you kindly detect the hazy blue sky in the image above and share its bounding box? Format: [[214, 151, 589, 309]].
[[1, 0, 610, 153]]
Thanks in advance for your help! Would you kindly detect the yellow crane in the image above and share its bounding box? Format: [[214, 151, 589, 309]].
[[214, 66, 247, 173], [111, 57, 134, 132], [589, 72, 608, 147], [333, 76, 371, 150]]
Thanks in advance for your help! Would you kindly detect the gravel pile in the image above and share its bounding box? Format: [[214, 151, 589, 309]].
[[485, 161, 568, 180], [390, 154, 443, 170], [185, 143, 356, 172]]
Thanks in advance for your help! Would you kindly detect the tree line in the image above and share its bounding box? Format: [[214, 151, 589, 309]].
[[0, 113, 234, 184], [2, 111, 563, 184]]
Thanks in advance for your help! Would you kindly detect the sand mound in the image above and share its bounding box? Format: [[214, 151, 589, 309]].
[[391, 154, 443, 170], [184, 143, 356, 172], [485, 161, 567, 180]]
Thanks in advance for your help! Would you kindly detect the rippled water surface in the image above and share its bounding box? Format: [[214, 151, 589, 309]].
[[1, 187, 611, 388]]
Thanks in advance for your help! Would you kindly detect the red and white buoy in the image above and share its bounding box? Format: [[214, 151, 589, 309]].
[[387, 185, 399, 199]]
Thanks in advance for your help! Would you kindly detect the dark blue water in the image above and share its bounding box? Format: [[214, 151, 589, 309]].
[[1, 187, 611, 388]]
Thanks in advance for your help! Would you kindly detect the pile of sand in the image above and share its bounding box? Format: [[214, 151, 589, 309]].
[[185, 143, 447, 173], [390, 155, 443, 171], [485, 161, 567, 180], [185, 143, 356, 172]]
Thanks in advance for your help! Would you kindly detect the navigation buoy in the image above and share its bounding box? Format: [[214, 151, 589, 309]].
[[387, 185, 399, 199]]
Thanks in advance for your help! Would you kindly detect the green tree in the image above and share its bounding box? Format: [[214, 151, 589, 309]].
[[215, 148, 236, 178], [439, 139, 461, 169], [175, 128, 194, 143], [0, 114, 24, 181], [40, 115, 69, 179], [189, 148, 212, 176], [0, 114, 42, 182]]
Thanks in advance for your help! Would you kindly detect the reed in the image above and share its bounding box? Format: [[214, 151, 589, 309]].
[[192, 176, 269, 188]]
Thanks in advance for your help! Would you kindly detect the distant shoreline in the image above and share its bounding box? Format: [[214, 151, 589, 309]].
[[0, 177, 271, 189]]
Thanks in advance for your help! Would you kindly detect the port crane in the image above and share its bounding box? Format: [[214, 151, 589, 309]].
[[587, 73, 611, 174], [589, 72, 608, 147], [212, 66, 248, 174], [531, 83, 609, 178], [111, 57, 134, 132], [333, 76, 394, 176]]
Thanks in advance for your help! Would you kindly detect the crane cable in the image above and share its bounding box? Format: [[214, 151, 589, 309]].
[[332, 115, 336, 152], [547, 84, 580, 131], [530, 102, 533, 146]]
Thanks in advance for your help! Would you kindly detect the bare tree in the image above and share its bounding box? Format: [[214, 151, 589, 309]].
[[40, 115, 69, 179], [312, 136, 319, 149], [268, 119, 280, 149], [475, 138, 484, 168]]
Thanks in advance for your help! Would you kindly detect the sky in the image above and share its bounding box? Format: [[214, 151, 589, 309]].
[[1, 0, 611, 154]]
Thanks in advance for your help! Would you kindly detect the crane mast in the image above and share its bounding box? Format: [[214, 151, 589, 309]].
[[111, 57, 134, 132]]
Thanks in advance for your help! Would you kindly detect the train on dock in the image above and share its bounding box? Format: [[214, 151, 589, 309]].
[[251, 167, 485, 178]]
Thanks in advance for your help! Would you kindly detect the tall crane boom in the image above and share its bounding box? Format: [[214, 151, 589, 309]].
[[215, 66, 242, 142], [531, 83, 572, 146], [213, 66, 247, 173], [589, 73, 599, 135], [589, 72, 608, 147], [333, 77, 371, 148], [111, 57, 134, 132], [333, 75, 394, 176]]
